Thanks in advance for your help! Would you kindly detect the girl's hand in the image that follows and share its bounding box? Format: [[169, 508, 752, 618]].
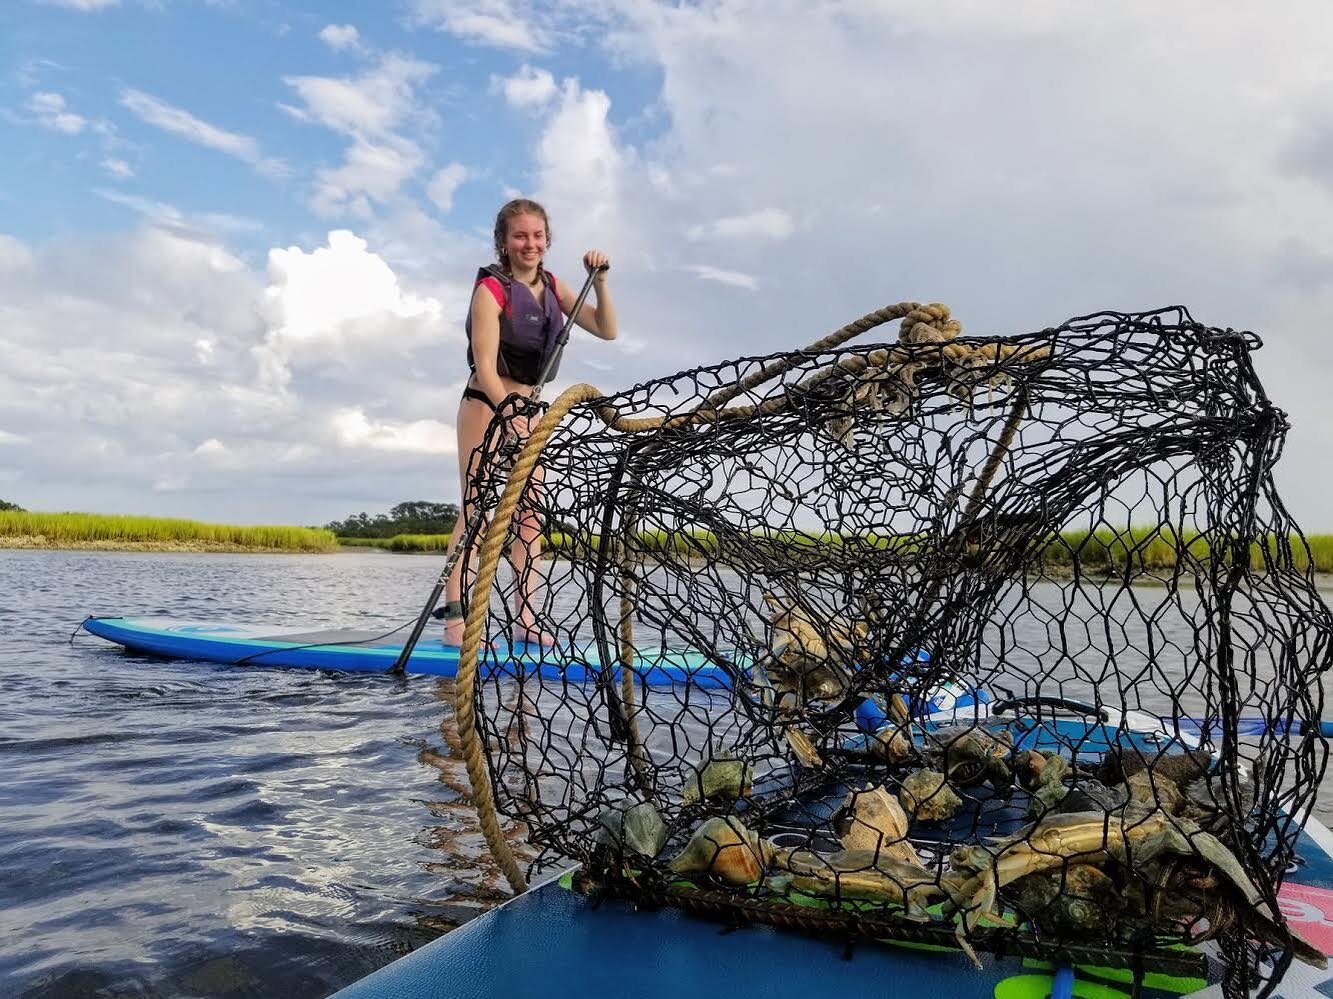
[[583, 249, 610, 278]]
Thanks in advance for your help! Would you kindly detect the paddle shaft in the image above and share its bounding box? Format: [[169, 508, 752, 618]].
[[390, 264, 607, 675]]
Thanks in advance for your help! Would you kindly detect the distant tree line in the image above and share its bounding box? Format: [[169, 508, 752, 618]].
[[0, 499, 23, 512], [325, 500, 460, 538]]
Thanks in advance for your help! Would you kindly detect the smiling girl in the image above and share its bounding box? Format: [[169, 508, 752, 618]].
[[439, 198, 617, 646]]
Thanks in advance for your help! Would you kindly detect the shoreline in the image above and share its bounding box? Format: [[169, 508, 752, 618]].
[[0, 536, 337, 554], [5, 537, 1333, 587]]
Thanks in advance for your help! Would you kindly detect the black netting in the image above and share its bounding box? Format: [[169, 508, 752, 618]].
[[454, 305, 1332, 996]]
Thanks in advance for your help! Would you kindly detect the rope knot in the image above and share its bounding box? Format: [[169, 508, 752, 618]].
[[900, 303, 961, 345]]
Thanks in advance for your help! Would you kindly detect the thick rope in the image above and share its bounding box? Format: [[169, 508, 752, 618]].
[[455, 384, 604, 893], [592, 302, 927, 434]]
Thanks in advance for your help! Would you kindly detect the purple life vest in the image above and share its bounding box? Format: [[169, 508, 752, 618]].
[[465, 265, 564, 385]]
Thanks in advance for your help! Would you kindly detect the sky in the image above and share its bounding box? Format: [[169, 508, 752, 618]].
[[3, 1, 1333, 529]]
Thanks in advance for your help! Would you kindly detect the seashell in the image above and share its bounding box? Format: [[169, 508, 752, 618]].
[[899, 768, 963, 822], [1011, 863, 1118, 934], [870, 723, 914, 764], [1097, 746, 1211, 787], [667, 817, 773, 886], [594, 801, 667, 859], [834, 786, 920, 865], [1122, 770, 1183, 815], [681, 752, 752, 806]]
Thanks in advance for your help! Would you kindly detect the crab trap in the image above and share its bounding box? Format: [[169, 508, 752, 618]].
[[449, 303, 1333, 997]]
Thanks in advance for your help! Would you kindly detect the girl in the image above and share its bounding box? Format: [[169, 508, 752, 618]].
[[440, 198, 617, 646]]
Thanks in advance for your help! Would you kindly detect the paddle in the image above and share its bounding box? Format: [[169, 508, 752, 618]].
[[390, 262, 608, 675]]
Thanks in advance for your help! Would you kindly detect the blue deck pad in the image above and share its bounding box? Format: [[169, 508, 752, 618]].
[[329, 816, 1333, 999], [327, 872, 1205, 999]]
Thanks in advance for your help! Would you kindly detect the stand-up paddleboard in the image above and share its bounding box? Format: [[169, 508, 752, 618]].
[[83, 618, 1333, 742], [81, 616, 744, 686]]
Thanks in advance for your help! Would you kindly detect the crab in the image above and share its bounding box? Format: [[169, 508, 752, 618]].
[[1097, 746, 1212, 787], [869, 721, 916, 765], [755, 591, 863, 704], [947, 808, 1327, 970], [769, 846, 946, 918], [751, 592, 867, 766], [1024, 751, 1072, 817]]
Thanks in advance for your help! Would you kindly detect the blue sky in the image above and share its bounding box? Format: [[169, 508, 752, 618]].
[[4, 1, 1333, 529]]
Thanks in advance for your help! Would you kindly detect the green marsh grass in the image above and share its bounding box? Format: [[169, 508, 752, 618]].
[[346, 524, 1333, 573], [1, 510, 338, 552]]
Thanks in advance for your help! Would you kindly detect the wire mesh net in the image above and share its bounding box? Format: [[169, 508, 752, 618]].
[[454, 304, 1332, 995]]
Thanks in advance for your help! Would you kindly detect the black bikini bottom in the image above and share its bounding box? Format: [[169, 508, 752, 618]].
[[463, 384, 537, 411], [462, 386, 496, 411]]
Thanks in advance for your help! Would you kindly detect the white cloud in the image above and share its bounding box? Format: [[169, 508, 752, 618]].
[[94, 188, 262, 235], [0, 224, 467, 521], [410, 1, 550, 52], [29, 92, 86, 134], [495, 65, 557, 109], [318, 24, 361, 51], [331, 408, 455, 454], [283, 55, 438, 217], [257, 230, 446, 391], [687, 208, 794, 242], [685, 265, 758, 290], [534, 78, 623, 244], [426, 162, 468, 214], [119, 88, 286, 176], [100, 157, 134, 179], [0, 235, 35, 271], [283, 55, 436, 138], [310, 136, 425, 217]]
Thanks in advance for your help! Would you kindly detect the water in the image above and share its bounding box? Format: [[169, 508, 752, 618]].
[[2, 549, 1331, 998], [1, 549, 510, 999]]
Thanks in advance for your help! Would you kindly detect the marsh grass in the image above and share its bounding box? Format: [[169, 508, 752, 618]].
[[1, 511, 338, 552], [344, 525, 1333, 573]]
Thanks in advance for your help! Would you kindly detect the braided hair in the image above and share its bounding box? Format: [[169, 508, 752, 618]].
[[493, 198, 552, 286]]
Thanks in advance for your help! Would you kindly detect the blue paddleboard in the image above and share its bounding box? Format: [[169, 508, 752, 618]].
[[81, 616, 742, 686]]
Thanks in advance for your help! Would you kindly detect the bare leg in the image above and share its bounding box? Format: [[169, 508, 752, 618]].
[[509, 434, 556, 646], [442, 391, 495, 646], [510, 512, 556, 647]]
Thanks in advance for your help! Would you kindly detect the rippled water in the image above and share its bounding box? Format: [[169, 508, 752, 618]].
[[3, 549, 1331, 998], [1, 549, 512, 999]]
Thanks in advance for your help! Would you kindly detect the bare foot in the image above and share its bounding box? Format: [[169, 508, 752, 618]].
[[442, 615, 465, 646], [512, 624, 558, 648], [443, 617, 499, 650]]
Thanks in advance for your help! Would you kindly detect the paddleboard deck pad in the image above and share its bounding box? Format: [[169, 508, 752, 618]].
[[328, 818, 1333, 999]]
